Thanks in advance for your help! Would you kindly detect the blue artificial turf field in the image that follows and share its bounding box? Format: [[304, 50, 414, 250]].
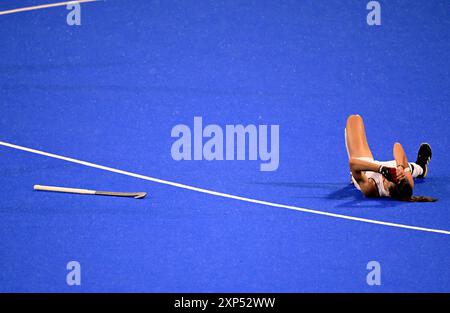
[[0, 0, 449, 292]]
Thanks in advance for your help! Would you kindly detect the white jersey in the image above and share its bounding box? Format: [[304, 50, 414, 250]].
[[345, 128, 397, 197], [351, 157, 397, 197]]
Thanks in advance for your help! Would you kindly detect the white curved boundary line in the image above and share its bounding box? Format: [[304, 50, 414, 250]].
[[0, 0, 98, 16], [1, 140, 449, 236]]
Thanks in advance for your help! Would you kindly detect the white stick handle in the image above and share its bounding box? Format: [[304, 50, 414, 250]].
[[33, 185, 96, 195]]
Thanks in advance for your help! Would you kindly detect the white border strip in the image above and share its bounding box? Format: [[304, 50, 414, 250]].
[[0, 0, 98, 16], [1, 140, 449, 235]]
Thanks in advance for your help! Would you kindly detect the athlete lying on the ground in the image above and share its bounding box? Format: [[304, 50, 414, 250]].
[[345, 114, 436, 202]]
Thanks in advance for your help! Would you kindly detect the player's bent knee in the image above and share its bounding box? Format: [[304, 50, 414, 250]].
[[349, 114, 362, 120], [346, 114, 363, 127]]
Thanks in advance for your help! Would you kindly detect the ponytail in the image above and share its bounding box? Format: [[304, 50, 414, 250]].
[[389, 179, 438, 202], [407, 196, 438, 202]]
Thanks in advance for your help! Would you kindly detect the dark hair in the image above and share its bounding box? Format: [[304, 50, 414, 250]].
[[389, 179, 437, 202], [390, 179, 413, 200]]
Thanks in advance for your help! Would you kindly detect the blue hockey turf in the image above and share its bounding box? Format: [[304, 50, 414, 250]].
[[0, 0, 449, 292]]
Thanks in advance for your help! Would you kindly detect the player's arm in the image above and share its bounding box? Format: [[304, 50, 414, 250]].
[[349, 158, 381, 172], [349, 158, 379, 197], [393, 142, 414, 187]]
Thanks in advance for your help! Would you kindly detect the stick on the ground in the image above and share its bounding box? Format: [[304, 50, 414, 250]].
[[33, 185, 147, 199]]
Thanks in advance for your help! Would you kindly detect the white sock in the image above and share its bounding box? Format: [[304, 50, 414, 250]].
[[409, 162, 423, 178]]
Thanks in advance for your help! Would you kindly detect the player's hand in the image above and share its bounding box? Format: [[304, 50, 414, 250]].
[[396, 166, 406, 182], [378, 165, 398, 183]]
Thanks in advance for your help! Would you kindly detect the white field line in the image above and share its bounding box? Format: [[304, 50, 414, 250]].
[[0, 0, 98, 16], [0, 140, 449, 235]]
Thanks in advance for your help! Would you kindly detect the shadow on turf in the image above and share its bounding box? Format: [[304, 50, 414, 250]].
[[252, 182, 403, 208]]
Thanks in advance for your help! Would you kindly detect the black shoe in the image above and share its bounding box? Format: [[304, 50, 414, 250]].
[[415, 143, 432, 179]]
